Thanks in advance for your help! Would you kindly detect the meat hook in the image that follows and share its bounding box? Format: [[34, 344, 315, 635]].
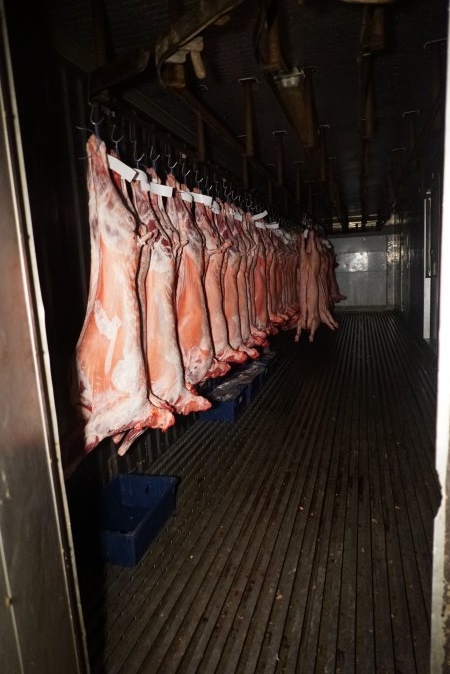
[[149, 145, 161, 168], [181, 162, 191, 180], [132, 140, 145, 166], [194, 170, 204, 187], [89, 101, 104, 132], [110, 124, 124, 153], [164, 139, 178, 171]]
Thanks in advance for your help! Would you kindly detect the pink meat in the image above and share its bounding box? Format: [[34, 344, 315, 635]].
[[213, 202, 249, 364], [315, 236, 339, 331], [165, 174, 225, 384], [232, 210, 253, 345], [131, 178, 211, 415], [327, 243, 347, 304], [282, 233, 300, 319], [193, 192, 246, 364], [263, 230, 284, 327], [111, 161, 171, 413], [73, 134, 175, 458], [271, 232, 291, 325], [242, 213, 268, 346], [222, 203, 259, 359], [147, 167, 185, 261], [295, 229, 321, 343], [252, 224, 271, 333]]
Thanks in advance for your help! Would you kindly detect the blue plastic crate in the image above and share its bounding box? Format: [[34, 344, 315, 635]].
[[198, 382, 248, 421], [228, 365, 265, 403], [258, 350, 279, 381], [98, 474, 180, 567]]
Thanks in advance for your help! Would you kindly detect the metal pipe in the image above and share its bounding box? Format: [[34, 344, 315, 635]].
[[305, 179, 315, 218], [239, 77, 258, 158], [242, 154, 249, 190], [273, 130, 287, 186], [196, 111, 206, 162], [174, 88, 279, 183], [292, 160, 304, 204], [319, 124, 329, 183]]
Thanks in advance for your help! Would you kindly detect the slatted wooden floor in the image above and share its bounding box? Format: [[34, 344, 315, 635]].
[[76, 311, 441, 674]]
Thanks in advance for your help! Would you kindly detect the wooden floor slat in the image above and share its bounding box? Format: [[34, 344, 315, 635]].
[[76, 310, 440, 674]]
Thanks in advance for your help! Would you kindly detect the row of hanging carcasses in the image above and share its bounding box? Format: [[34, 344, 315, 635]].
[[62, 133, 345, 476]]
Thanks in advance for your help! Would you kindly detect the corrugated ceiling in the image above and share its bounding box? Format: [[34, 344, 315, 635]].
[[44, 0, 447, 229]]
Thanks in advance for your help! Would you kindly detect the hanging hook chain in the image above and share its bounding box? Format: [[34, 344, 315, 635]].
[[89, 101, 104, 127], [110, 123, 123, 151], [149, 144, 161, 164], [132, 139, 145, 165]]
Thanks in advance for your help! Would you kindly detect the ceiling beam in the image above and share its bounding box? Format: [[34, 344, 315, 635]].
[[90, 48, 151, 99], [155, 0, 246, 84], [172, 87, 282, 189]]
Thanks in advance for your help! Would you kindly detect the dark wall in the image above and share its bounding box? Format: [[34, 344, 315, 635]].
[[397, 164, 442, 344], [403, 202, 425, 339], [4, 2, 91, 431]]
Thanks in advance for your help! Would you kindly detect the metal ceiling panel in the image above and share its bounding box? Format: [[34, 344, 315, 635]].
[[43, 0, 447, 226]]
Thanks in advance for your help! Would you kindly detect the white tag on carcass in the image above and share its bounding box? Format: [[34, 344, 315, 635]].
[[107, 155, 137, 182], [180, 190, 193, 203], [134, 169, 152, 191], [253, 210, 268, 222], [265, 221, 279, 229], [303, 228, 309, 239], [150, 182, 173, 197], [212, 200, 221, 214], [191, 192, 213, 206], [233, 212, 243, 221], [255, 221, 266, 229], [135, 168, 147, 182]]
